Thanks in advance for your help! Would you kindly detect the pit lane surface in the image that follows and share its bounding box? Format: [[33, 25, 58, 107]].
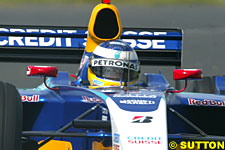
[[0, 4, 225, 88]]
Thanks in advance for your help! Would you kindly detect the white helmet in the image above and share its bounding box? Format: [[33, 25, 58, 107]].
[[88, 40, 140, 87]]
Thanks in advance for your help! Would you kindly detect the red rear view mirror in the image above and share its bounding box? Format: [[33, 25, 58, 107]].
[[27, 66, 58, 77], [173, 69, 202, 80], [168, 69, 203, 93]]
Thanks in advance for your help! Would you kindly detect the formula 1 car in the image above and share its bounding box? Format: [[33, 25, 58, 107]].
[[1, 0, 225, 150]]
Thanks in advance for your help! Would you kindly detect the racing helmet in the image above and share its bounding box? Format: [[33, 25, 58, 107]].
[[88, 40, 140, 87]]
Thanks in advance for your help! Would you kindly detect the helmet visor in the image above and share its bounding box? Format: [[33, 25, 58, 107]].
[[90, 58, 139, 82]]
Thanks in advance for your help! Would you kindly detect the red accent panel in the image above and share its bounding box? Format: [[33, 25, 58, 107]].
[[173, 69, 202, 80], [102, 0, 110, 4], [133, 116, 143, 120], [27, 66, 58, 77]]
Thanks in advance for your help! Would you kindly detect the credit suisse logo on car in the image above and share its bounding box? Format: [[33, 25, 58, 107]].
[[0, 28, 180, 50]]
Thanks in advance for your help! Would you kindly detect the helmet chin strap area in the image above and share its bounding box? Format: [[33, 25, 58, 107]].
[[120, 73, 127, 88], [120, 52, 131, 88], [127, 51, 131, 83], [127, 51, 131, 87]]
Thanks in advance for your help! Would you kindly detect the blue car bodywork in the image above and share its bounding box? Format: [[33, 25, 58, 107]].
[[1, 1, 225, 150], [19, 71, 225, 149]]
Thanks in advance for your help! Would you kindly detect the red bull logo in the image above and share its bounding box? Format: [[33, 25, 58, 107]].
[[21, 95, 40, 102]]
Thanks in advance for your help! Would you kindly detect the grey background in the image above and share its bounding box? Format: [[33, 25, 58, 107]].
[[0, 3, 225, 88]]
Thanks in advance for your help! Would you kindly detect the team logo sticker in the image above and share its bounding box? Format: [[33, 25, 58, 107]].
[[114, 133, 120, 143], [91, 58, 139, 71], [114, 51, 122, 59], [132, 116, 153, 123], [92, 78, 104, 86], [82, 96, 104, 103], [127, 136, 161, 144], [21, 95, 40, 102]]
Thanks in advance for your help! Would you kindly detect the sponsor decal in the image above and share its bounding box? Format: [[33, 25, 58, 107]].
[[92, 78, 104, 86], [0, 28, 82, 47], [113, 144, 120, 150], [114, 133, 120, 143], [113, 134, 120, 150], [82, 96, 104, 103], [112, 94, 160, 112], [21, 95, 39, 102], [132, 116, 153, 123], [120, 99, 155, 105], [114, 51, 122, 59], [102, 115, 108, 121], [127, 136, 161, 144], [122, 31, 167, 49], [113, 94, 157, 98], [0, 28, 180, 50], [188, 98, 225, 106], [91, 59, 139, 71], [102, 107, 108, 121], [102, 107, 108, 115]]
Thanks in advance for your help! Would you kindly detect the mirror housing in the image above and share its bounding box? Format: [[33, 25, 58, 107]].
[[168, 69, 202, 93], [173, 69, 202, 80], [27, 66, 58, 77]]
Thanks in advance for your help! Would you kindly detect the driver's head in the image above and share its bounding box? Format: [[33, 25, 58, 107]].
[[88, 40, 140, 87]]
